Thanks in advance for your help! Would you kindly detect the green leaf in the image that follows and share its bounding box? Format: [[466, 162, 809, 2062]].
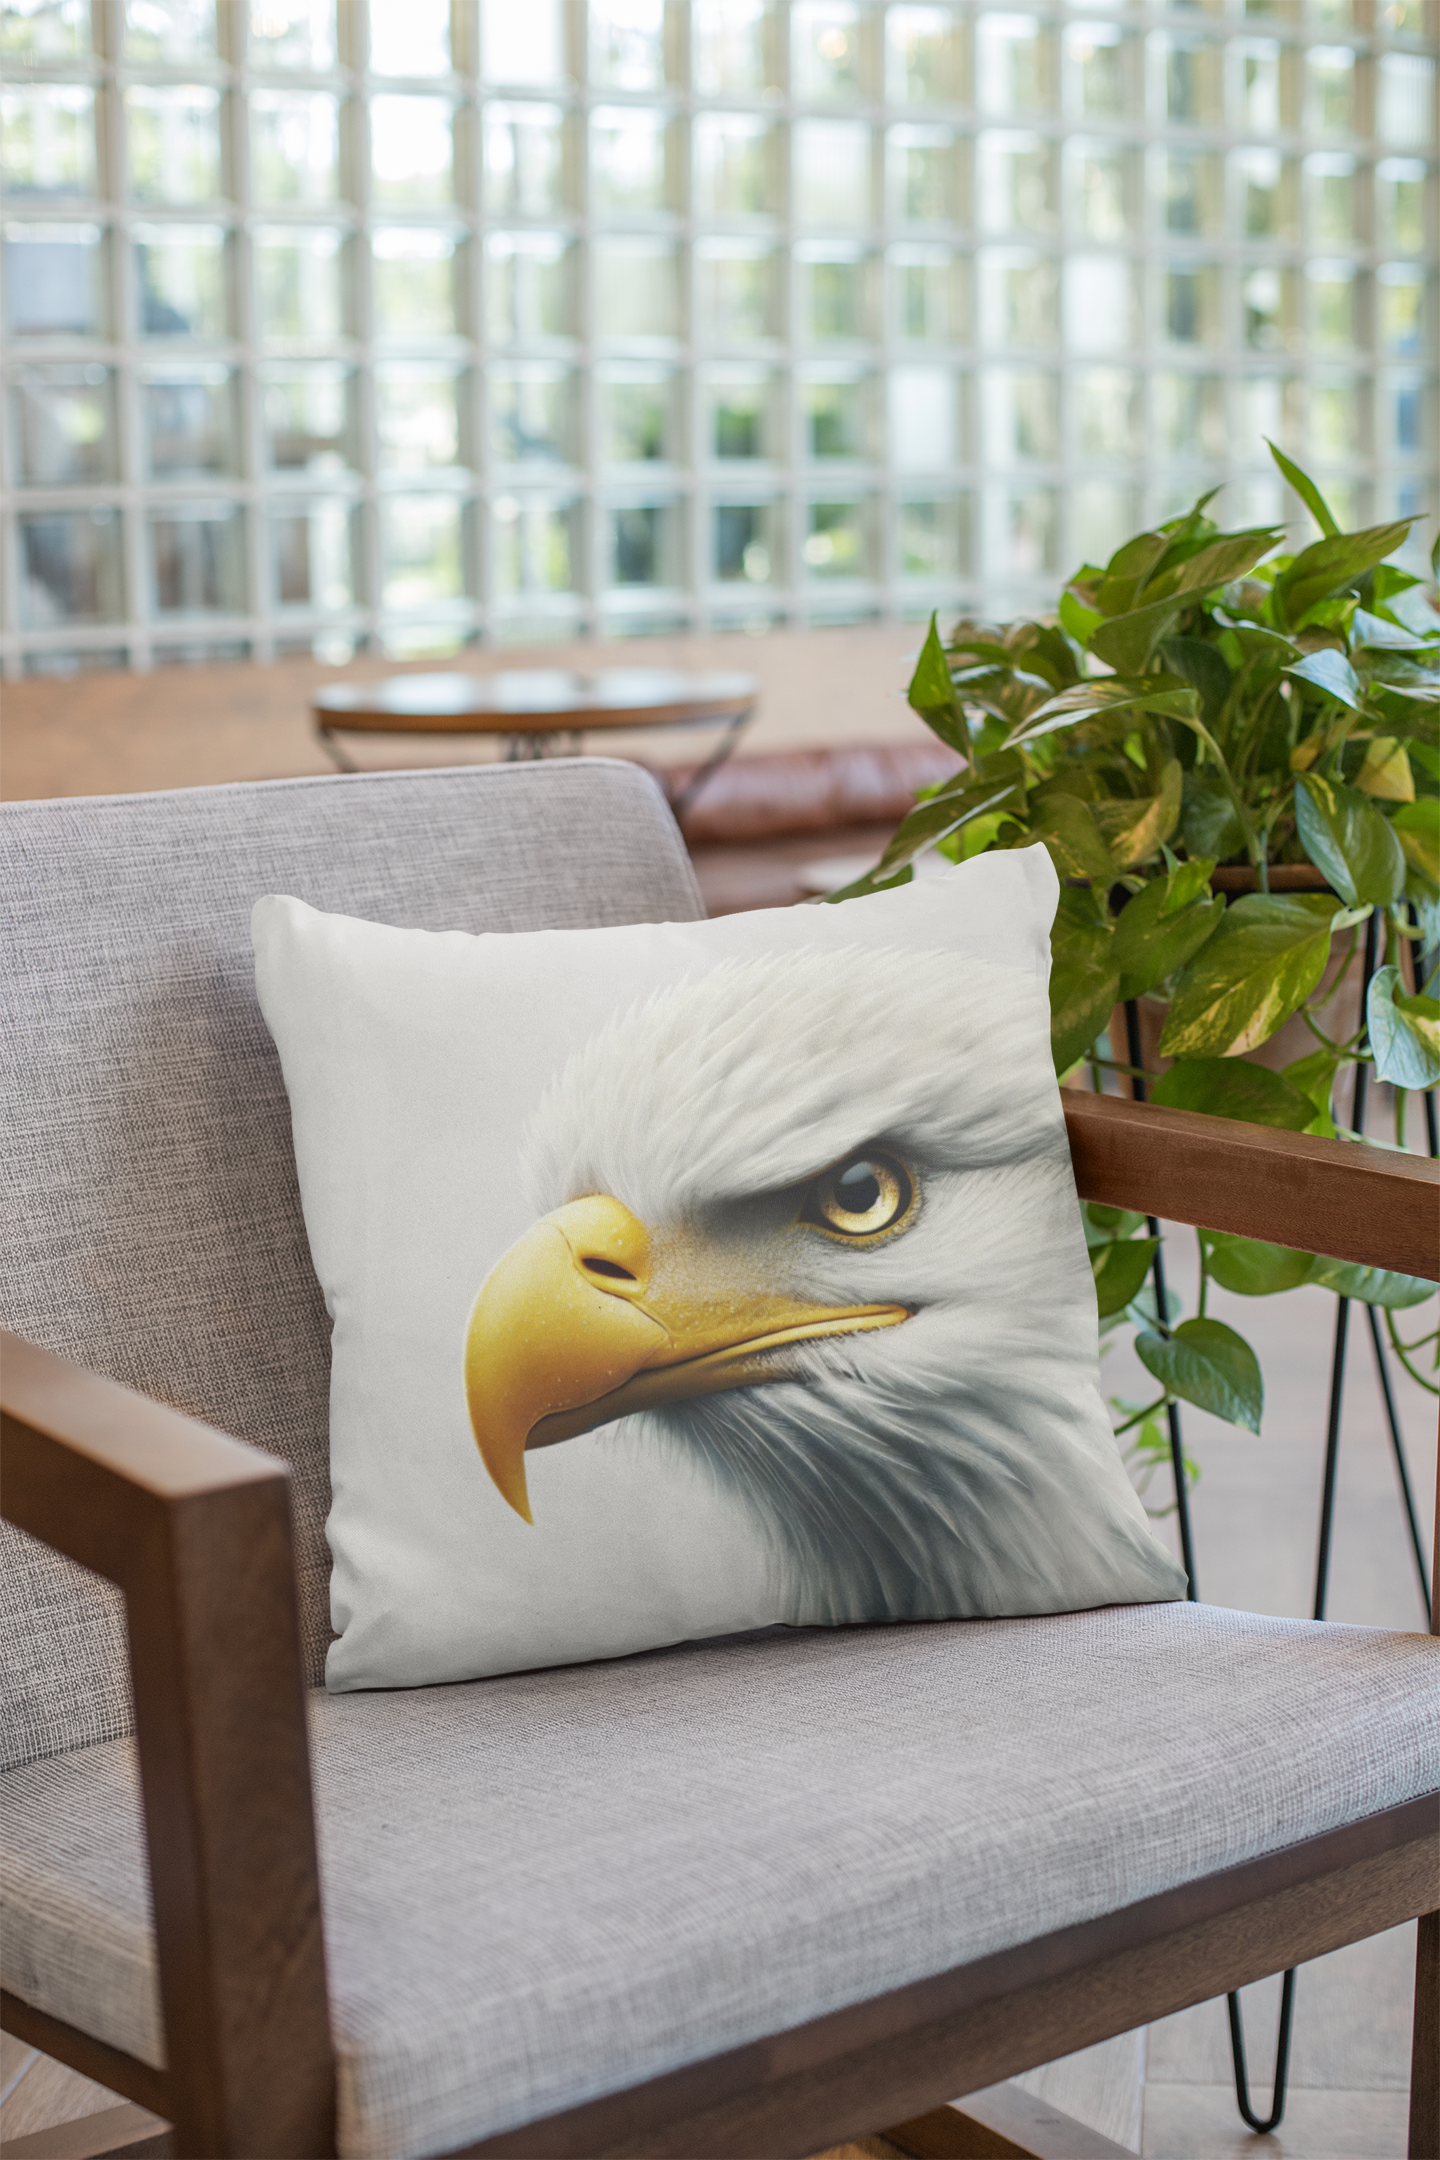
[[1136, 1317, 1263, 1433], [1094, 759, 1184, 871], [1049, 913, 1121, 1073], [1204, 1232, 1317, 1296], [1157, 636, 1232, 726], [1285, 649, 1363, 711], [1112, 876, 1225, 1001], [1084, 1203, 1147, 1243], [1273, 521, 1415, 631], [1391, 798, 1440, 892], [1029, 792, 1115, 885], [1150, 1056, 1317, 1130], [1180, 773, 1247, 862], [1367, 965, 1440, 1090], [1283, 1045, 1340, 1133], [1162, 855, 1217, 914], [1265, 439, 1340, 538], [1307, 1254, 1438, 1309], [1294, 773, 1406, 906], [1144, 528, 1283, 607], [1060, 586, 1102, 646], [907, 612, 968, 753], [1092, 1236, 1160, 1318], [1003, 677, 1198, 749], [1159, 893, 1343, 1058]]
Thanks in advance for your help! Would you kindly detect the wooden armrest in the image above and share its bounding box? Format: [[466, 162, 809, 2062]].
[[1, 1332, 335, 2159], [1064, 1094, 1440, 1284]]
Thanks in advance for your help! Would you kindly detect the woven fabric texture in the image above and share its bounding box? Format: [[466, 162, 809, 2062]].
[[0, 762, 702, 1771], [2, 1602, 1435, 2160]]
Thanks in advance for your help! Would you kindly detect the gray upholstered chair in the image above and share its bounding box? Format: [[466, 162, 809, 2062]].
[[2, 764, 1436, 2160]]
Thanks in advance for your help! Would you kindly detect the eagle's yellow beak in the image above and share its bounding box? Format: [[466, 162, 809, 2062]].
[[464, 1193, 908, 1521]]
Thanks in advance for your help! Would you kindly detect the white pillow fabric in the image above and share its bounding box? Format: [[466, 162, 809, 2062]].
[[254, 847, 1185, 1692]]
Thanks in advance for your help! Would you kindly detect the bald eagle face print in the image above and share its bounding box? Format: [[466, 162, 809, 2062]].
[[464, 947, 1187, 1627]]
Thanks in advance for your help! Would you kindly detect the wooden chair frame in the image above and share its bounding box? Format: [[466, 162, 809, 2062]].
[[3, 1092, 1438, 2160]]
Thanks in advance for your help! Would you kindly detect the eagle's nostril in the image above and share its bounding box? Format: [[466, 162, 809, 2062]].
[[582, 1256, 638, 1282]]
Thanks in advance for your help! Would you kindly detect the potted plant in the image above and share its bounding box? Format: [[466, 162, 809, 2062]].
[[830, 443, 1439, 1496]]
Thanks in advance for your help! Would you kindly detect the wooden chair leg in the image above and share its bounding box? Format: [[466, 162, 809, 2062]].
[[885, 2086, 1137, 2160], [1412, 1911, 1439, 2160], [0, 2102, 169, 2159]]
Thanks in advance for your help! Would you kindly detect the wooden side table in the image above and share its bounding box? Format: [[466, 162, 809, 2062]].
[[310, 668, 759, 815]]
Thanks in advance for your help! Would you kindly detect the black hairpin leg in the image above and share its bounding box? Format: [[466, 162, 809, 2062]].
[[1366, 1304, 1433, 1623], [1228, 1967, 1298, 2134]]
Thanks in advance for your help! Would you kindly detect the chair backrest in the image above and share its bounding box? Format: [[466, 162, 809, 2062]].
[[0, 761, 703, 1769]]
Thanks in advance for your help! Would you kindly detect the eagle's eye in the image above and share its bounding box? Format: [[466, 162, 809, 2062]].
[[803, 1153, 916, 1242]]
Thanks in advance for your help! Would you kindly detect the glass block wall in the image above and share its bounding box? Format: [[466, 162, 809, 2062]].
[[2, 0, 1435, 672]]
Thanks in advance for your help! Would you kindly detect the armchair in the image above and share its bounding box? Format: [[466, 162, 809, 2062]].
[[2, 763, 1435, 2160]]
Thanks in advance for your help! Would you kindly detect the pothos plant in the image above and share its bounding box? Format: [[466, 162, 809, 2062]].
[[829, 441, 1440, 1491]]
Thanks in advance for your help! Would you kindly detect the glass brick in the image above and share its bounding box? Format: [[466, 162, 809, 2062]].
[[2, 0, 90, 62], [980, 364, 1058, 461], [697, 242, 778, 342], [979, 248, 1059, 347], [694, 0, 769, 94], [149, 503, 246, 615], [382, 494, 465, 606], [482, 0, 565, 85], [135, 224, 228, 338], [899, 496, 964, 578], [23, 646, 130, 675], [706, 368, 775, 459], [1312, 260, 1355, 349], [1377, 54, 1435, 149], [1241, 263, 1294, 350], [606, 499, 681, 585], [1069, 140, 1131, 242], [7, 362, 114, 483], [143, 365, 237, 474], [1308, 150, 1358, 242], [695, 114, 774, 218], [18, 507, 122, 626], [802, 497, 868, 577], [976, 15, 1055, 116], [892, 245, 958, 341], [1234, 39, 1282, 131], [1164, 263, 1219, 346], [1240, 373, 1301, 452], [888, 364, 958, 468], [1377, 264, 1423, 355], [256, 226, 344, 340], [124, 0, 215, 63], [977, 131, 1054, 232], [890, 125, 956, 220], [591, 0, 666, 91], [1065, 21, 1131, 116], [1065, 253, 1135, 353], [1, 85, 96, 197], [126, 87, 223, 204], [794, 119, 871, 225], [261, 362, 351, 469], [371, 98, 456, 209], [492, 493, 578, 596], [592, 107, 670, 214], [372, 228, 458, 340], [594, 237, 679, 342], [1308, 377, 1362, 462], [1376, 158, 1425, 253], [1377, 372, 1423, 458], [377, 363, 464, 470], [490, 368, 574, 463], [800, 248, 869, 341], [370, 0, 450, 76], [1158, 34, 1222, 126], [1233, 147, 1294, 239], [1306, 46, 1355, 134], [990, 486, 1057, 576], [599, 366, 678, 462], [3, 221, 106, 337], [886, 6, 956, 103], [1075, 366, 1140, 460], [793, 2, 864, 100], [803, 375, 867, 459], [713, 500, 777, 583], [247, 0, 336, 70], [485, 105, 567, 218], [1157, 150, 1218, 237], [486, 232, 573, 342], [1071, 483, 1135, 566], [271, 501, 354, 609], [250, 92, 340, 206]]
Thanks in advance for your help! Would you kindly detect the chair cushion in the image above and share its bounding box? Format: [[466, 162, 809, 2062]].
[[2, 1602, 1435, 2160], [0, 763, 702, 1771]]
